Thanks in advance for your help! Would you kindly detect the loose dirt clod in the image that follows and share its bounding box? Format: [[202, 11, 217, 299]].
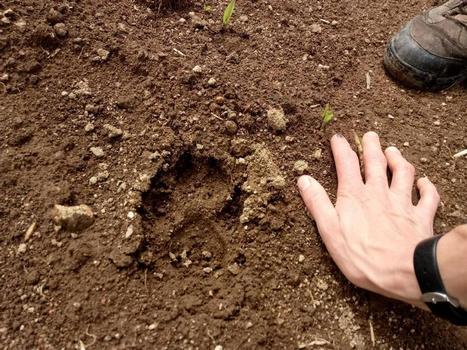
[[311, 23, 323, 33], [90, 147, 104, 158], [267, 108, 288, 132], [224, 120, 238, 135], [103, 124, 123, 139], [17, 243, 27, 254], [293, 160, 309, 175], [96, 48, 110, 61], [51, 204, 95, 231]]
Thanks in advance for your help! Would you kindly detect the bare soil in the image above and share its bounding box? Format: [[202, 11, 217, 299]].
[[1, 0, 466, 349]]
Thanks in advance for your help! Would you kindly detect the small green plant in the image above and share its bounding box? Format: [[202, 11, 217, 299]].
[[223, 0, 236, 26], [321, 104, 334, 130]]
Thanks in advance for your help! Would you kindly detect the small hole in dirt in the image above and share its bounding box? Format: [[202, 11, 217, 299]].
[[221, 185, 243, 219], [136, 151, 246, 270], [234, 253, 246, 266]]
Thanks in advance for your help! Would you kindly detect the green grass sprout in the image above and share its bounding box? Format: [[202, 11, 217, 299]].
[[223, 0, 236, 26], [321, 104, 334, 130]]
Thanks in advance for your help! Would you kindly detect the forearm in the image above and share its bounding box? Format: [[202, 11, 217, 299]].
[[437, 224, 467, 308]]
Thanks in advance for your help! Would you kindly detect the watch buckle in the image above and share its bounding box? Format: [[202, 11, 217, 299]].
[[422, 292, 460, 308]]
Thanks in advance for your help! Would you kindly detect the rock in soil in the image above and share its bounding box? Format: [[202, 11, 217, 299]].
[[224, 120, 238, 135], [293, 160, 309, 175], [90, 146, 104, 158], [267, 107, 288, 132], [51, 204, 95, 231], [103, 124, 123, 139]]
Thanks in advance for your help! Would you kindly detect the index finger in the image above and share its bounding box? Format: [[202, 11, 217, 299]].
[[331, 134, 363, 193]]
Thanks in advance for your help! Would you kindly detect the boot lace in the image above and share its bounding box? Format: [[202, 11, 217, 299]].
[[446, 0, 467, 26]]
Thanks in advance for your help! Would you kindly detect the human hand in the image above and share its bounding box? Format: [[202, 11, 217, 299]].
[[298, 132, 440, 308]]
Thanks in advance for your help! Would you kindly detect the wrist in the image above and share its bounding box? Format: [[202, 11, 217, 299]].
[[437, 225, 467, 308], [374, 238, 426, 308]]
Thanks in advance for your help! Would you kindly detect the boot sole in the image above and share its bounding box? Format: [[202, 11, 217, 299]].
[[384, 37, 467, 91]]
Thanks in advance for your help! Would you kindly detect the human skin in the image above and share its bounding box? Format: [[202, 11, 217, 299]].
[[297, 131, 467, 310]]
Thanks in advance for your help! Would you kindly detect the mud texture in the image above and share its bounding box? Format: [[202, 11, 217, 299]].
[[1, 0, 466, 349]]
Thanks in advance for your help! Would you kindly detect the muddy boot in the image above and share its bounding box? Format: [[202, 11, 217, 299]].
[[384, 0, 467, 90]]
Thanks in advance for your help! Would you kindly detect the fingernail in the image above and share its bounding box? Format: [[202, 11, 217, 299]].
[[335, 133, 344, 138], [297, 175, 313, 190]]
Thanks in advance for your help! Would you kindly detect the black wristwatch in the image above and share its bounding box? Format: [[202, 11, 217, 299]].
[[413, 235, 467, 326]]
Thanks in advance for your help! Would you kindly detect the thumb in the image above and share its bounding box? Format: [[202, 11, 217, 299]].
[[297, 176, 340, 241]]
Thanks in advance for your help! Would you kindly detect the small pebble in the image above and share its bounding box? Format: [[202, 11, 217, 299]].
[[192, 65, 203, 74], [227, 263, 240, 275], [96, 48, 110, 61], [125, 225, 134, 239], [293, 160, 309, 175], [225, 120, 238, 135], [53, 23, 67, 37], [90, 147, 104, 158], [202, 250, 212, 259], [298, 254, 305, 263], [103, 124, 123, 138], [311, 23, 322, 33], [17, 243, 27, 254], [267, 108, 288, 132], [207, 77, 217, 86], [51, 204, 94, 231], [312, 149, 322, 160], [84, 122, 95, 132]]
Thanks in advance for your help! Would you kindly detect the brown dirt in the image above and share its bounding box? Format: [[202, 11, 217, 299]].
[[1, 0, 466, 349]]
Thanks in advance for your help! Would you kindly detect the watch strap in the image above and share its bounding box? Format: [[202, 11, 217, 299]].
[[413, 235, 467, 326]]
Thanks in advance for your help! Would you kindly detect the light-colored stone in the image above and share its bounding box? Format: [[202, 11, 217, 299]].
[[53, 23, 67, 37], [293, 160, 309, 175], [312, 149, 322, 160], [267, 108, 288, 132], [84, 122, 95, 132], [103, 124, 123, 138], [125, 225, 134, 239], [192, 65, 203, 74], [97, 48, 110, 61], [227, 263, 240, 275], [311, 23, 322, 33], [51, 204, 94, 231], [17, 243, 27, 254], [90, 147, 104, 158], [207, 77, 217, 86]]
